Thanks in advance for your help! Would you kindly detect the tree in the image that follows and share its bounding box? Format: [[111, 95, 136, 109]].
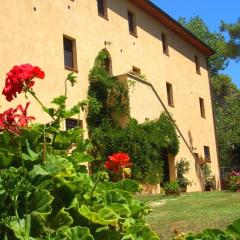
[[179, 16, 228, 76], [221, 19, 240, 60], [211, 74, 239, 108], [216, 96, 240, 167]]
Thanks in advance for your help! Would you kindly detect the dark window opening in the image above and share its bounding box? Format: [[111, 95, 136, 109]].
[[132, 66, 141, 75], [97, 0, 108, 18], [63, 36, 77, 71], [204, 146, 211, 162], [199, 97, 206, 118], [162, 33, 169, 55], [65, 118, 83, 130], [128, 11, 137, 36], [166, 82, 174, 107], [195, 55, 201, 74]]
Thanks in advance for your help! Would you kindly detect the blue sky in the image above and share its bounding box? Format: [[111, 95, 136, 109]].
[[151, 0, 240, 87]]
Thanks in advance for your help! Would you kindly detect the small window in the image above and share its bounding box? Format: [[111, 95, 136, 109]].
[[166, 82, 174, 107], [128, 11, 137, 36], [204, 146, 211, 162], [199, 97, 206, 118], [132, 66, 141, 75], [97, 0, 108, 19], [195, 55, 201, 74], [63, 36, 77, 71], [65, 118, 83, 130], [161, 33, 169, 55]]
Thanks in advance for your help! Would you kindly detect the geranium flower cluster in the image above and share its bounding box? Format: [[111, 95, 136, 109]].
[[0, 102, 35, 134], [105, 152, 131, 173], [2, 64, 45, 101]]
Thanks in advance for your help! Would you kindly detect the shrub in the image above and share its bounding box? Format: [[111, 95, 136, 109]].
[[176, 159, 191, 192], [229, 170, 240, 192], [163, 181, 181, 196]]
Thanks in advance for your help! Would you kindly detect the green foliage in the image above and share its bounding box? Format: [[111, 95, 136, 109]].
[[177, 218, 240, 240], [221, 19, 240, 60], [87, 49, 179, 185], [163, 181, 181, 196], [176, 159, 191, 191], [90, 114, 179, 184], [216, 96, 240, 167], [179, 16, 228, 75], [87, 49, 128, 129], [0, 72, 159, 239]]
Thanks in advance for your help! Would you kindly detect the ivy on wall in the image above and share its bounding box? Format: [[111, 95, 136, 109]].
[[87, 49, 179, 184]]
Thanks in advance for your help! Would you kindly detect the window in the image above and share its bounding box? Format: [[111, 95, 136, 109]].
[[97, 0, 108, 19], [161, 33, 169, 55], [65, 118, 83, 130], [63, 35, 77, 71], [128, 11, 137, 36], [199, 97, 206, 118], [204, 146, 211, 162], [195, 55, 201, 74], [166, 82, 174, 107], [132, 66, 141, 75]]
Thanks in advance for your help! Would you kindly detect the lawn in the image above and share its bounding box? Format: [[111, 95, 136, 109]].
[[138, 191, 240, 240]]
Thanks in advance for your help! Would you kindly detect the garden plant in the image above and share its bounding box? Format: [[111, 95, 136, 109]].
[[0, 64, 159, 239]]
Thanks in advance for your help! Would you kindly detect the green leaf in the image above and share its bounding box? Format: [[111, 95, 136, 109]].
[[73, 152, 95, 163], [109, 203, 131, 217], [57, 226, 94, 240], [79, 205, 118, 226], [29, 190, 53, 214], [48, 208, 73, 230], [117, 179, 140, 193], [51, 95, 67, 106], [227, 219, 240, 238], [22, 139, 41, 162]]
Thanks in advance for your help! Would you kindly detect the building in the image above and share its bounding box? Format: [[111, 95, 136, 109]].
[[0, 0, 220, 191]]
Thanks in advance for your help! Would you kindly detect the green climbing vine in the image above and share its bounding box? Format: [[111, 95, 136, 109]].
[[87, 49, 179, 184]]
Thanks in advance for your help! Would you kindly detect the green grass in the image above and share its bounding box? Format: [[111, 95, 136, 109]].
[[138, 191, 240, 240]]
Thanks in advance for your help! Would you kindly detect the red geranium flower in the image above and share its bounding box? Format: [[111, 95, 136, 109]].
[[0, 102, 35, 134], [2, 64, 45, 101], [105, 152, 131, 173]]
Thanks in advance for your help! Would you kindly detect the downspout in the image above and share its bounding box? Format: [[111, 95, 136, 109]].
[[126, 73, 198, 162]]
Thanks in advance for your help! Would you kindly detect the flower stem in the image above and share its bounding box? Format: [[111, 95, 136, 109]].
[[28, 90, 55, 121]]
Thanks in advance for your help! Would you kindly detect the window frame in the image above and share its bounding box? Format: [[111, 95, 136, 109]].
[[65, 118, 83, 130], [199, 97, 206, 118], [97, 0, 108, 20], [204, 146, 211, 162], [127, 10, 137, 37], [166, 82, 174, 107], [63, 35, 78, 72], [195, 55, 201, 74], [161, 33, 169, 56]]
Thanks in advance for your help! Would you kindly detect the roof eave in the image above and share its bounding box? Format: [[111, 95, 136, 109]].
[[130, 0, 215, 57]]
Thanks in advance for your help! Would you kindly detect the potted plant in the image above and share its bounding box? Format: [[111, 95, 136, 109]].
[[176, 159, 191, 192], [202, 164, 215, 191]]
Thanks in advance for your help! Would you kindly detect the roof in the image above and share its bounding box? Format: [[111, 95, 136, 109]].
[[130, 0, 215, 57]]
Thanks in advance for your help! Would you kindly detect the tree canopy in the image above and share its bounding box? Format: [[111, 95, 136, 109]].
[[221, 19, 240, 60]]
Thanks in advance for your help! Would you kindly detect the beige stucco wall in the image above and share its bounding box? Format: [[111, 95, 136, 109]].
[[0, 0, 220, 191]]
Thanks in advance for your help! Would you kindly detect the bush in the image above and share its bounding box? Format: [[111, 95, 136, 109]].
[[229, 170, 240, 192], [176, 159, 191, 192], [163, 181, 181, 196]]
